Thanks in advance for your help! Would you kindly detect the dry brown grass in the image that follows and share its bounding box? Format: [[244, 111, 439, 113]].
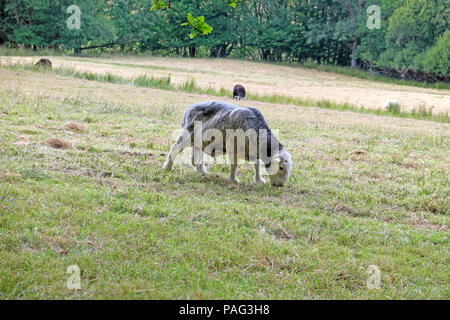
[[349, 150, 367, 156], [65, 122, 86, 132], [45, 138, 72, 149]]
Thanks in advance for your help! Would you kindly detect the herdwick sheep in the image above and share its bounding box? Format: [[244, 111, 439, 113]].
[[163, 101, 292, 186], [383, 99, 400, 111], [233, 84, 246, 101], [35, 58, 52, 68]]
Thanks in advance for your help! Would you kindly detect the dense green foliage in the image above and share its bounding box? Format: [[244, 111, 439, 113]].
[[422, 30, 450, 76], [378, 0, 448, 74], [0, 0, 448, 75]]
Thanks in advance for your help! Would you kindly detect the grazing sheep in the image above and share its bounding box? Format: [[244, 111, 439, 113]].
[[35, 58, 52, 68], [233, 84, 246, 101], [163, 101, 292, 186], [383, 99, 400, 111]]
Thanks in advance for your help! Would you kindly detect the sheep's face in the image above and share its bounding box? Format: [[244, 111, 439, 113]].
[[266, 149, 292, 187]]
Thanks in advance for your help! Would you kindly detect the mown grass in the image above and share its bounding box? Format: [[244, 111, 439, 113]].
[[0, 62, 449, 299], [298, 61, 450, 90], [2, 61, 449, 124], [1, 46, 448, 90], [64, 55, 450, 91]]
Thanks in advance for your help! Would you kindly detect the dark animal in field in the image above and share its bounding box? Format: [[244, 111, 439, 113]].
[[163, 101, 292, 186], [233, 84, 246, 101], [35, 58, 52, 68]]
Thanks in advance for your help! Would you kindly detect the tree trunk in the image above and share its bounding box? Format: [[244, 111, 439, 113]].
[[337, 42, 345, 66], [188, 46, 196, 58], [210, 47, 219, 57], [219, 44, 228, 57], [0, 0, 5, 44], [260, 49, 270, 61], [350, 38, 359, 69]]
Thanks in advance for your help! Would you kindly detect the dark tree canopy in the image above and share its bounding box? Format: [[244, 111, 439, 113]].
[[0, 0, 448, 76]]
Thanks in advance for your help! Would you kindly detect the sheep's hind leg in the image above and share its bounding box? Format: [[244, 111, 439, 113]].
[[163, 134, 190, 171], [228, 152, 240, 183]]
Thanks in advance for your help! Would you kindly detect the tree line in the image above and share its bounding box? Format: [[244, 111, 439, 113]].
[[0, 0, 448, 79]]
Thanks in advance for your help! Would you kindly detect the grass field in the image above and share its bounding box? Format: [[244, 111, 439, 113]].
[[0, 56, 449, 299], [3, 55, 450, 116]]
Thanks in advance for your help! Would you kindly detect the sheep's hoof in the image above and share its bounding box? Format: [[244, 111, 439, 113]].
[[196, 166, 209, 175], [230, 177, 240, 184]]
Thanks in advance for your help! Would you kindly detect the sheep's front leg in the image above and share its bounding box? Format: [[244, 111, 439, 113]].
[[254, 160, 266, 184], [230, 164, 240, 184]]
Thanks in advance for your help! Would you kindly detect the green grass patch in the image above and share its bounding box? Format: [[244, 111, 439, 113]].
[[0, 70, 448, 299], [133, 75, 173, 90]]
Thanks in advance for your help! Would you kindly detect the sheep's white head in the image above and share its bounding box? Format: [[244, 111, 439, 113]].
[[266, 148, 292, 187]]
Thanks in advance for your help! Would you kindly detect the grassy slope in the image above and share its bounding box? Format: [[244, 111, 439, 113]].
[[0, 66, 449, 299], [0, 47, 448, 90], [1, 61, 448, 124], [3, 55, 450, 118]]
